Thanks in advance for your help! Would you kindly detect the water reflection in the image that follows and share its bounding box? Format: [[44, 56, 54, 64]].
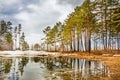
[[0, 56, 110, 80]]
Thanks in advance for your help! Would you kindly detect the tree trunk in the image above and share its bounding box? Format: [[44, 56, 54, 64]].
[[73, 28, 76, 52], [88, 30, 91, 53], [84, 30, 87, 52], [77, 34, 79, 52], [117, 33, 120, 53], [81, 33, 84, 52]]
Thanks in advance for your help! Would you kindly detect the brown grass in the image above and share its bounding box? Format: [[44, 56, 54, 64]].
[[59, 52, 120, 80]]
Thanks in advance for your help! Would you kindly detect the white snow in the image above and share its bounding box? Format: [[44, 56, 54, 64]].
[[0, 50, 58, 56]]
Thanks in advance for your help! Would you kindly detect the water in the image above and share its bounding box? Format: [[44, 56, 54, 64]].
[[0, 56, 110, 80]]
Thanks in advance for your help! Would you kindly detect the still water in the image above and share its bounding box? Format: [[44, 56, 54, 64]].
[[0, 56, 110, 80]]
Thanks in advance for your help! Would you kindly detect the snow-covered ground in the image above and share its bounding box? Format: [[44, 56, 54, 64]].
[[0, 51, 23, 55], [0, 50, 58, 56]]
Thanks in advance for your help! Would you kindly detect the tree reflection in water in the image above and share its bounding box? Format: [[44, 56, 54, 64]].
[[0, 56, 110, 80], [18, 57, 29, 76], [0, 58, 12, 79]]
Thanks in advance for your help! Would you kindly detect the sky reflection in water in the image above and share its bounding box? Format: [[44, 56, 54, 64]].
[[0, 56, 110, 80]]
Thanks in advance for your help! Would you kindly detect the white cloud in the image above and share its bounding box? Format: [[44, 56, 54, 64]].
[[14, 0, 74, 45], [25, 33, 43, 45], [0, 0, 83, 45], [0, 0, 19, 5]]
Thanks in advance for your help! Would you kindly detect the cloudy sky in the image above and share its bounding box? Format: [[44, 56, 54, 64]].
[[0, 0, 83, 45]]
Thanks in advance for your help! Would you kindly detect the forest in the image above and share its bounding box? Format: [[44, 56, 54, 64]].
[[0, 20, 29, 50], [43, 0, 120, 54]]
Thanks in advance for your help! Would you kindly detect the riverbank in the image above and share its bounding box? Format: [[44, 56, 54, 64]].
[[0, 51, 57, 57], [58, 52, 120, 80]]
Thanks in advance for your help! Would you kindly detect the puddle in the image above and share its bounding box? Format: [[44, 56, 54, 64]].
[[0, 56, 110, 80]]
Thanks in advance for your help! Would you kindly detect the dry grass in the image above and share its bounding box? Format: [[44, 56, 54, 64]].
[[60, 52, 120, 80]]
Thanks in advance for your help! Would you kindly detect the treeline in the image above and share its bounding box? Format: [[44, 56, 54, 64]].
[[31, 43, 41, 51], [43, 0, 120, 53], [0, 20, 29, 50]]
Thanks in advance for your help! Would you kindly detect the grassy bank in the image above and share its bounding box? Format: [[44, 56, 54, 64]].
[[58, 52, 120, 80]]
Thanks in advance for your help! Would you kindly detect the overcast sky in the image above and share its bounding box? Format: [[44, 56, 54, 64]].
[[0, 0, 83, 45]]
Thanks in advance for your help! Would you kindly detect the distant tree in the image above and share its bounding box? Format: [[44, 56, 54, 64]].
[[14, 26, 18, 50], [18, 24, 22, 49], [43, 26, 51, 51], [0, 20, 7, 35], [34, 43, 40, 51], [5, 32, 13, 50], [0, 20, 13, 50], [20, 32, 28, 50], [22, 41, 29, 50]]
